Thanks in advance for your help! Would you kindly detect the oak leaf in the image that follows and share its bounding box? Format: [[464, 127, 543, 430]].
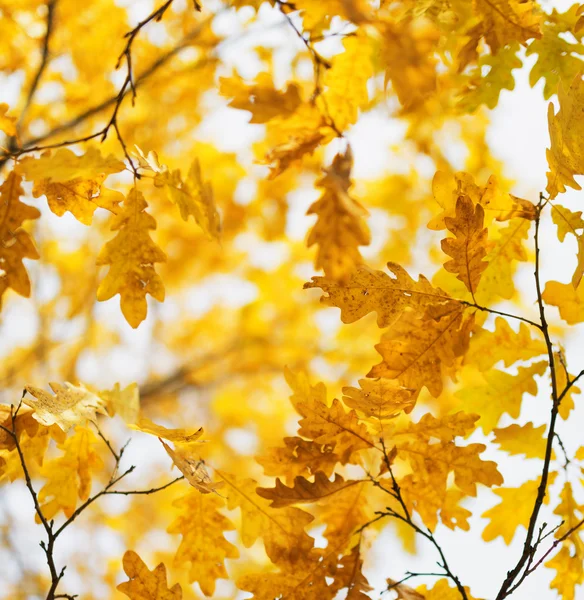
[[473, 0, 542, 54], [37, 426, 104, 520], [0, 103, 16, 136], [129, 417, 203, 444], [257, 472, 361, 508], [96, 188, 166, 328], [117, 550, 182, 600], [546, 545, 583, 600], [0, 171, 40, 307], [100, 382, 140, 423], [465, 317, 546, 372], [369, 309, 474, 397], [441, 195, 489, 295], [18, 147, 124, 183], [305, 262, 456, 328], [167, 490, 238, 596], [482, 475, 555, 544], [455, 362, 547, 433], [493, 422, 547, 459], [546, 74, 584, 198], [306, 148, 370, 281], [160, 440, 220, 494], [342, 378, 415, 419], [543, 280, 584, 324], [24, 381, 106, 431]]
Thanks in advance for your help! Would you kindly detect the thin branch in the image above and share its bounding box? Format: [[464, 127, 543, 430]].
[[496, 197, 560, 600], [104, 475, 184, 496], [558, 368, 584, 403], [459, 300, 542, 330], [554, 432, 570, 469]]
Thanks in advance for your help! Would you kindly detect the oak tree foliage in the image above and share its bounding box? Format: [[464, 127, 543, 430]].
[[1, 0, 584, 599]]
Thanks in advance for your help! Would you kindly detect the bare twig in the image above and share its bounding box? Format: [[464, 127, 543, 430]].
[[496, 197, 560, 599]]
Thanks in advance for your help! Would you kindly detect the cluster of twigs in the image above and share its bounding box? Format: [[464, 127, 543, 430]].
[[0, 400, 183, 600]]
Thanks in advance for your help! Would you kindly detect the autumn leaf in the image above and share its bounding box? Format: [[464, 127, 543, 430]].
[[546, 74, 584, 198], [306, 148, 370, 281], [305, 261, 456, 328], [257, 472, 362, 508], [100, 382, 139, 423], [482, 475, 556, 544], [128, 417, 203, 444], [0, 103, 17, 137], [493, 422, 547, 459], [0, 171, 40, 307], [473, 0, 542, 54], [167, 490, 238, 595], [441, 195, 489, 296], [96, 188, 166, 328], [342, 378, 415, 419], [24, 381, 106, 431], [117, 550, 182, 600], [160, 440, 220, 494], [37, 426, 104, 520], [543, 280, 584, 324], [18, 147, 124, 183]]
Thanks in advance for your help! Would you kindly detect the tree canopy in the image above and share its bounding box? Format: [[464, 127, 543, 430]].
[[1, 0, 584, 599]]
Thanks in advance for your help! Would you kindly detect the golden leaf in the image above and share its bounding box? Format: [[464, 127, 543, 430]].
[[305, 262, 456, 328], [18, 147, 124, 183], [96, 188, 166, 328], [0, 171, 40, 306], [546, 74, 584, 198], [0, 103, 17, 137], [24, 381, 107, 431], [129, 417, 203, 444], [257, 472, 361, 508], [117, 550, 182, 600], [306, 148, 370, 281], [543, 280, 584, 324], [441, 195, 489, 295], [167, 490, 238, 596], [493, 422, 547, 459], [37, 426, 104, 520], [342, 378, 415, 419], [160, 440, 220, 494], [100, 382, 140, 424]]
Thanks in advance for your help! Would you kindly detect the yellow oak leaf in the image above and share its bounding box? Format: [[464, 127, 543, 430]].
[[323, 33, 373, 131], [160, 440, 220, 494], [117, 550, 182, 600], [492, 422, 547, 458], [96, 188, 166, 328], [417, 579, 480, 599], [215, 471, 315, 567], [257, 436, 341, 484], [547, 75, 584, 198], [265, 128, 326, 179], [369, 309, 474, 397], [441, 195, 489, 296], [379, 17, 438, 109], [24, 381, 107, 431], [342, 378, 415, 419], [257, 472, 361, 508], [398, 412, 479, 443], [128, 417, 203, 444], [100, 382, 140, 424], [337, 545, 372, 599], [482, 475, 555, 544], [37, 426, 104, 520], [305, 262, 456, 328], [155, 159, 220, 239], [0, 171, 40, 307], [527, 5, 584, 100], [455, 362, 547, 433], [465, 317, 546, 372], [551, 203, 584, 287], [430, 171, 535, 231], [18, 147, 124, 183], [0, 103, 16, 137], [31, 177, 123, 225], [220, 73, 302, 124], [167, 490, 238, 596], [473, 0, 542, 54], [554, 352, 580, 420], [546, 545, 584, 600], [553, 482, 584, 553], [306, 148, 370, 281], [285, 368, 376, 463], [543, 280, 584, 324]]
